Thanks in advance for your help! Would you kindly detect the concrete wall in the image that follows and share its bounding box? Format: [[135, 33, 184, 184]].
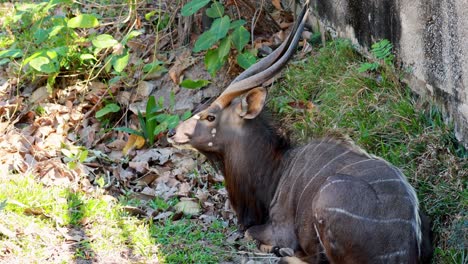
[[298, 0, 468, 147]]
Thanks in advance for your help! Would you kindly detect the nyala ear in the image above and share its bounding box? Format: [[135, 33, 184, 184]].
[[236, 87, 267, 119]]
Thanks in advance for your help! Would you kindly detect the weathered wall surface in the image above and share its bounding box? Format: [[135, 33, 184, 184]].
[[300, 0, 468, 147]]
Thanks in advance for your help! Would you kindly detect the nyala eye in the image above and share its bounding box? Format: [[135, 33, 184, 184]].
[[206, 115, 215, 122]]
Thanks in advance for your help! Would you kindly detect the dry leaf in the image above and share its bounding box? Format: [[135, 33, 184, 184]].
[[272, 0, 282, 10], [134, 173, 159, 186], [123, 134, 146, 155], [174, 199, 201, 216], [168, 49, 195, 84]]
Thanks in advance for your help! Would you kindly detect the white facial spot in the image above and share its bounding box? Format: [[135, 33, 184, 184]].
[[211, 128, 216, 134], [208, 142, 213, 147], [193, 114, 200, 120]]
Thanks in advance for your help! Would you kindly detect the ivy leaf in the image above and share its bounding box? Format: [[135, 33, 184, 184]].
[[231, 25, 250, 51], [92, 34, 118, 49], [237, 52, 257, 69], [95, 103, 120, 118], [205, 48, 224, 77], [180, 79, 211, 89], [193, 31, 217, 52], [112, 49, 129, 73], [181, 0, 211, 17], [67, 14, 99, 28], [210, 16, 230, 41], [206, 1, 224, 18]]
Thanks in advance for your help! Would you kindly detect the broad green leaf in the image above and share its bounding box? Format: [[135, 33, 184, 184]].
[[146, 96, 157, 119], [181, 0, 210, 16], [180, 79, 211, 89], [52, 46, 68, 56], [237, 52, 257, 69], [218, 37, 231, 58], [78, 149, 88, 163], [145, 11, 157, 21], [92, 34, 118, 49], [122, 30, 142, 45], [0, 58, 10, 66], [231, 26, 250, 51], [205, 48, 224, 77], [46, 50, 58, 60], [229, 19, 246, 29], [181, 111, 192, 121], [154, 122, 168, 135], [150, 113, 168, 123], [210, 16, 230, 41], [166, 115, 180, 129], [34, 28, 49, 44], [29, 56, 58, 73], [206, 1, 224, 18], [0, 49, 23, 59], [95, 103, 120, 118], [67, 14, 99, 28], [48, 25, 64, 38], [193, 31, 217, 52], [112, 49, 129, 73], [143, 60, 166, 74], [80, 54, 96, 60]]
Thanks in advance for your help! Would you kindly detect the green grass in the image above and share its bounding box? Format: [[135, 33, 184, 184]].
[[271, 39, 467, 263], [0, 174, 232, 263], [150, 219, 232, 263]]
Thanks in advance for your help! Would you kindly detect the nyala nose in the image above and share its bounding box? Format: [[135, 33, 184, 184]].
[[167, 128, 176, 138]]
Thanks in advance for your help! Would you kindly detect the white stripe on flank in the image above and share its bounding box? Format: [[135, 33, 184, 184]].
[[313, 223, 327, 255], [286, 140, 326, 199], [369, 178, 403, 185], [324, 208, 413, 225], [377, 250, 408, 259], [295, 150, 351, 220], [336, 158, 377, 173], [271, 144, 312, 205], [318, 180, 353, 194]]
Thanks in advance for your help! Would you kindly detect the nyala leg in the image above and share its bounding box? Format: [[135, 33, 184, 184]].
[[245, 223, 275, 253]]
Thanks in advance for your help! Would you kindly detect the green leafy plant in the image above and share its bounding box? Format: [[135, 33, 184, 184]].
[[1, 1, 140, 91], [182, 0, 257, 76], [61, 146, 89, 170], [180, 79, 211, 89], [358, 39, 394, 72], [116, 96, 191, 146]]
